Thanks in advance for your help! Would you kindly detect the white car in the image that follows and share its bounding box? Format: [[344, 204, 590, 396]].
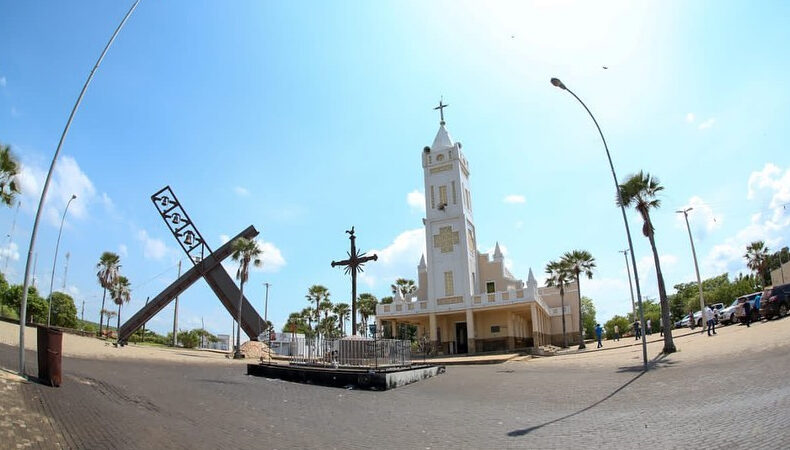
[[718, 299, 739, 325]]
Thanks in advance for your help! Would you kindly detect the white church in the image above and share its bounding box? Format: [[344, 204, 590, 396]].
[[375, 105, 581, 354]]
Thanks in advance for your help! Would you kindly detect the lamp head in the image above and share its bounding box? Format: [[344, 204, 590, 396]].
[[71, 194, 77, 200], [550, 78, 567, 90]]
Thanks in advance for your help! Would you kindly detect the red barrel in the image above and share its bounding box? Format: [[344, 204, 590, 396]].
[[36, 326, 63, 387]]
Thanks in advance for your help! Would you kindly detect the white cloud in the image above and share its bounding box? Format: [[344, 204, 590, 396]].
[[255, 240, 286, 273], [136, 229, 169, 261], [685, 112, 695, 123], [233, 186, 250, 197], [0, 76, 6, 87], [698, 118, 716, 130], [406, 190, 425, 213], [0, 242, 20, 264], [359, 228, 426, 290], [17, 155, 98, 227], [503, 194, 526, 204], [704, 164, 790, 277], [219, 234, 230, 245], [675, 196, 721, 235], [118, 244, 128, 258]]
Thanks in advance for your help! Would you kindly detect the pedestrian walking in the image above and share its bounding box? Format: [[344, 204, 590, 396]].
[[659, 316, 664, 337], [689, 310, 695, 330], [743, 300, 752, 328], [614, 324, 620, 342], [595, 323, 603, 348], [646, 318, 652, 336], [704, 305, 717, 336], [754, 294, 762, 319], [633, 320, 641, 340]]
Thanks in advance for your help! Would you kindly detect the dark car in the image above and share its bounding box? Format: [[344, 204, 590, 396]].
[[759, 283, 790, 319]]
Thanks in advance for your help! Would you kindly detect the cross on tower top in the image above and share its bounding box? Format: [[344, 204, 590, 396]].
[[434, 98, 449, 125]]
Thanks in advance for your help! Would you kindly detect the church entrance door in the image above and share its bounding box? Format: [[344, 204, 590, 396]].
[[455, 322, 468, 353]]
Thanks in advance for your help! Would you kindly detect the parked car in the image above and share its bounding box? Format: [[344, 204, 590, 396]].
[[759, 283, 790, 319], [677, 311, 703, 328], [719, 299, 740, 325], [735, 292, 762, 323]]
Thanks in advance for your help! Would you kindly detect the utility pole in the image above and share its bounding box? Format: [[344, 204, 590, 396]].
[[3, 200, 20, 272], [31, 252, 38, 288], [201, 316, 205, 348], [677, 208, 705, 319], [140, 296, 149, 342], [172, 260, 181, 347], [620, 249, 637, 321], [81, 299, 85, 322], [62, 252, 70, 290], [263, 282, 271, 324]]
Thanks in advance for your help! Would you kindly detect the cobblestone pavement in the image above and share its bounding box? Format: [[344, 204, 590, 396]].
[[1, 328, 790, 449]]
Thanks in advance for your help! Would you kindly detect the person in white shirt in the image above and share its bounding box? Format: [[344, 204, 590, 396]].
[[704, 305, 717, 336]]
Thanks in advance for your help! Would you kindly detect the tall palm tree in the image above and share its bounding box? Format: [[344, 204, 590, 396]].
[[96, 252, 121, 336], [0, 144, 21, 207], [333, 303, 351, 336], [618, 171, 675, 353], [561, 250, 596, 349], [111, 276, 131, 342], [545, 260, 571, 348], [391, 278, 417, 298], [300, 307, 315, 333], [305, 285, 330, 337], [744, 241, 770, 288], [230, 237, 263, 358], [357, 293, 378, 337], [319, 299, 333, 321]]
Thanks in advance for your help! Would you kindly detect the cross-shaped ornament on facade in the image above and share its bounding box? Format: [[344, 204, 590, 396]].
[[433, 225, 459, 253]]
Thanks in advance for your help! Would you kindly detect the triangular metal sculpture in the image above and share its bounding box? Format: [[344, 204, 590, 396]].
[[117, 186, 265, 345]]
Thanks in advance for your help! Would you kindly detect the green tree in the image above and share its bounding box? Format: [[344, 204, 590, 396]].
[[319, 299, 333, 321], [618, 171, 675, 353], [2, 284, 47, 323], [230, 237, 263, 357], [561, 250, 596, 348], [744, 241, 770, 289], [391, 278, 417, 298], [333, 302, 350, 336], [177, 329, 200, 348], [357, 293, 378, 336], [96, 251, 121, 336], [49, 292, 78, 328], [580, 297, 597, 340], [283, 312, 311, 335], [305, 285, 330, 336], [111, 276, 131, 341], [380, 296, 394, 305], [0, 144, 21, 207], [604, 315, 632, 340], [545, 259, 572, 347], [765, 246, 790, 284]]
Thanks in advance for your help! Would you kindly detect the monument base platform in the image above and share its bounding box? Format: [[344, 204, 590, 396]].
[[246, 363, 445, 390]]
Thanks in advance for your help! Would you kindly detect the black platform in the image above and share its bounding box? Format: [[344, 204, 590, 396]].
[[246, 363, 444, 390]]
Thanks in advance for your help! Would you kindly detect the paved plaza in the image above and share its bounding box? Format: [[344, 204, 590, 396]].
[[2, 318, 790, 449]]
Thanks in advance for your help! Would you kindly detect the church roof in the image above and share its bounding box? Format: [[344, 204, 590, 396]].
[[527, 268, 537, 286], [418, 254, 427, 271], [431, 124, 454, 150], [493, 242, 503, 261]]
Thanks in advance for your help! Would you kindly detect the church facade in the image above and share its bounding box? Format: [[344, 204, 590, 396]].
[[375, 113, 581, 354]]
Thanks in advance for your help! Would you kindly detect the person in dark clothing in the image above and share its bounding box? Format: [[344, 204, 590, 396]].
[[743, 301, 752, 328], [633, 320, 641, 340]]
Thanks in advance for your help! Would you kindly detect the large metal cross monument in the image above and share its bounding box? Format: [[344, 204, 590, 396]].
[[117, 186, 265, 345], [331, 227, 377, 336]]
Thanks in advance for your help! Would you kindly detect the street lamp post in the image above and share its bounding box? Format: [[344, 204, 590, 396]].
[[677, 208, 705, 323], [16, 0, 140, 376], [619, 249, 637, 322], [550, 77, 649, 370], [46, 194, 77, 327]]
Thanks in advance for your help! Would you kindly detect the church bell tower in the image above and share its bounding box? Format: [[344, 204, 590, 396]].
[[422, 101, 478, 305]]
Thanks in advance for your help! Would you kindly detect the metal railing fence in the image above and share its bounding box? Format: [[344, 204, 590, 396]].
[[289, 337, 411, 368]]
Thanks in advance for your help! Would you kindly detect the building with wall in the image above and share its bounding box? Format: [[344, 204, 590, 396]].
[[375, 111, 580, 354]]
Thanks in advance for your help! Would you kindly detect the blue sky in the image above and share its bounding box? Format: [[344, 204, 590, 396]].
[[1, 1, 789, 336]]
